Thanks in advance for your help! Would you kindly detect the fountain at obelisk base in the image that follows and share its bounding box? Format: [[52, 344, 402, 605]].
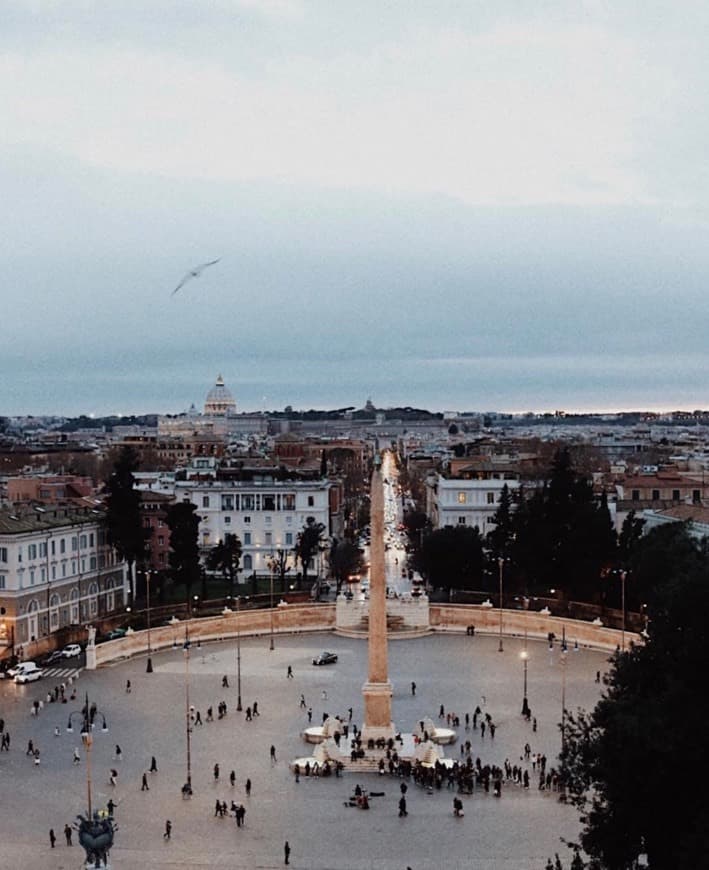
[[292, 451, 454, 775]]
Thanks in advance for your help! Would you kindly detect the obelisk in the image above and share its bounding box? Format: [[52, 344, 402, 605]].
[[361, 452, 395, 741]]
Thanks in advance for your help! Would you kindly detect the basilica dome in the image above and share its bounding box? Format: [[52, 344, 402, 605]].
[[204, 374, 236, 416]]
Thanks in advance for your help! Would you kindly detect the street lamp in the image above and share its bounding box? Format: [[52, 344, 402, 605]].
[[67, 692, 108, 818], [235, 595, 244, 712], [520, 649, 530, 718], [560, 645, 568, 751], [497, 557, 504, 652], [269, 561, 275, 652], [620, 569, 627, 652], [145, 569, 153, 674], [183, 624, 193, 793]]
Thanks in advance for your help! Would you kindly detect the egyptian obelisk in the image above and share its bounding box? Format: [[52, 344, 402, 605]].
[[361, 452, 395, 741]]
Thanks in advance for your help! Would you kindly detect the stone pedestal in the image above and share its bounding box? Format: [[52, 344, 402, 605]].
[[361, 680, 395, 742]]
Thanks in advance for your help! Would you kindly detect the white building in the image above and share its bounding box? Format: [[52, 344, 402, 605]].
[[426, 473, 521, 536], [0, 508, 126, 657], [173, 478, 332, 578]]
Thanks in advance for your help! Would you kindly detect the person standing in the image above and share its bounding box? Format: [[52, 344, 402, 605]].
[[164, 820, 171, 840], [107, 799, 116, 816], [49, 828, 56, 848], [64, 824, 73, 846], [230, 770, 236, 787], [125, 679, 131, 693], [245, 778, 252, 796], [150, 756, 158, 773], [284, 840, 291, 865], [214, 763, 220, 782], [411, 681, 416, 696]]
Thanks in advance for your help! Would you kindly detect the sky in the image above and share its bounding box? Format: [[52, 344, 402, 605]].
[[2, 0, 709, 417]]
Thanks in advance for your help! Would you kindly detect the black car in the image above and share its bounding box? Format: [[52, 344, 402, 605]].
[[39, 650, 65, 666], [312, 651, 338, 666]]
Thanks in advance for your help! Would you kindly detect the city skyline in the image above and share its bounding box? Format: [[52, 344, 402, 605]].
[[3, 3, 709, 417]]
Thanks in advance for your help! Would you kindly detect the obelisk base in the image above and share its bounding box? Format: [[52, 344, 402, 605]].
[[361, 680, 395, 742]]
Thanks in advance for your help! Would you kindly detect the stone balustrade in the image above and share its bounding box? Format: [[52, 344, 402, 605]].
[[85, 601, 637, 668]]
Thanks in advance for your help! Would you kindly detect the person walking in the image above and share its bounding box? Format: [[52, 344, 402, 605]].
[[150, 756, 158, 773], [307, 707, 312, 723], [49, 828, 56, 848], [299, 694, 306, 708], [64, 824, 72, 846], [141, 772, 149, 791], [214, 763, 220, 782], [125, 679, 131, 693], [287, 666, 293, 679], [398, 796, 408, 817], [252, 701, 259, 717], [230, 770, 236, 787], [321, 690, 327, 702], [107, 799, 116, 816], [73, 747, 81, 765], [222, 675, 229, 688], [270, 745, 277, 764], [411, 681, 416, 696], [284, 840, 291, 865], [110, 769, 118, 787], [26, 739, 34, 756], [115, 744, 123, 761], [245, 778, 251, 796], [164, 820, 172, 840]]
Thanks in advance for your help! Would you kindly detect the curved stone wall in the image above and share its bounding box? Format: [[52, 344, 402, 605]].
[[87, 602, 636, 668]]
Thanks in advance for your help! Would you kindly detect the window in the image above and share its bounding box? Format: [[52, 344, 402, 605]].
[[244, 532, 252, 545], [263, 495, 275, 511], [72, 537, 78, 552], [486, 492, 495, 504], [88, 582, 98, 617], [158, 536, 164, 546], [222, 495, 234, 511], [265, 515, 272, 525], [307, 496, 314, 507], [694, 489, 701, 503], [242, 495, 255, 511], [265, 532, 272, 547], [672, 489, 680, 501], [0, 547, 7, 563], [80, 535, 87, 548], [28, 544, 38, 560], [632, 489, 640, 501], [60, 538, 66, 554], [285, 532, 293, 546], [0, 575, 5, 589], [90, 557, 97, 570], [30, 569, 35, 585], [39, 542, 47, 557], [202, 496, 210, 508], [89, 533, 94, 547], [652, 490, 660, 501], [50, 540, 55, 556], [243, 554, 253, 571], [51, 566, 56, 580], [17, 546, 22, 563], [286, 516, 293, 526], [283, 494, 295, 511], [457, 492, 466, 504], [224, 516, 231, 524], [458, 516, 466, 525], [244, 516, 251, 524]]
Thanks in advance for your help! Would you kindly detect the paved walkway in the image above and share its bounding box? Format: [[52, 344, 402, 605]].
[[0, 632, 608, 869]]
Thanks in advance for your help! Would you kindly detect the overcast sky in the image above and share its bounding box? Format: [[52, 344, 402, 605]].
[[2, 1, 709, 416]]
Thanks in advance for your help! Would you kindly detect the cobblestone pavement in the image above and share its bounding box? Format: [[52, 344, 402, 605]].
[[0, 631, 609, 869]]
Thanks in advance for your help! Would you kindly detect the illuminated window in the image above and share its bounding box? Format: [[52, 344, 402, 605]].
[[457, 492, 466, 504]]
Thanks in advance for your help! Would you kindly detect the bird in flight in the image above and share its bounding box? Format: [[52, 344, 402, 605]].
[[171, 258, 221, 296]]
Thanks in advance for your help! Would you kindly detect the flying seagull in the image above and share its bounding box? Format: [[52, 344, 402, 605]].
[[171, 258, 221, 296]]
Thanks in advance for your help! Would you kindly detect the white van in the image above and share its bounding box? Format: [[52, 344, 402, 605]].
[[7, 660, 37, 679]]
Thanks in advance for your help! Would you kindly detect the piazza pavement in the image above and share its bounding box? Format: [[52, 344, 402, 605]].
[[0, 630, 609, 870]]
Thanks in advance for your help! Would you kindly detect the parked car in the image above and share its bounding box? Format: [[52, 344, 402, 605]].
[[14, 663, 43, 683], [312, 651, 338, 666], [104, 628, 127, 640], [61, 644, 82, 659]]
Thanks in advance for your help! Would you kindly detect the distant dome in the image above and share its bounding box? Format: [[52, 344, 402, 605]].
[[204, 374, 236, 416]]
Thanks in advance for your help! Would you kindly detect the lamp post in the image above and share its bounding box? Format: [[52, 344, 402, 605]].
[[520, 649, 529, 717], [146, 569, 153, 674], [269, 562, 275, 652], [236, 594, 243, 712], [67, 692, 108, 818], [560, 644, 568, 751], [497, 557, 504, 652], [183, 623, 192, 793], [620, 569, 627, 652]]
